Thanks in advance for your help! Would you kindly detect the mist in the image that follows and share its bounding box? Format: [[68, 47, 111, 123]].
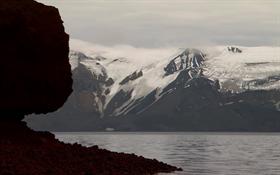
[[37, 0, 280, 48]]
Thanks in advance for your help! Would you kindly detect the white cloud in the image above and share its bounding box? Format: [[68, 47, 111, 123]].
[[70, 39, 178, 65], [37, 0, 280, 47]]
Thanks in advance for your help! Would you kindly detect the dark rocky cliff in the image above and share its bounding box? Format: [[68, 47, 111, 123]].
[[0, 0, 181, 174], [0, 0, 72, 120]]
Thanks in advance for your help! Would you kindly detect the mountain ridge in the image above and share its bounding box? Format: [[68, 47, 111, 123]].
[[26, 41, 280, 131]]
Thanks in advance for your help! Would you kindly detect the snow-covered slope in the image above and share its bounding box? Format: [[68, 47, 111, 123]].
[[70, 39, 205, 115], [204, 46, 280, 91], [27, 41, 280, 132], [69, 40, 280, 116]]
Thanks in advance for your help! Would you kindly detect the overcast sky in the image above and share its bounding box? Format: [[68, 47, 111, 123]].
[[37, 0, 280, 47]]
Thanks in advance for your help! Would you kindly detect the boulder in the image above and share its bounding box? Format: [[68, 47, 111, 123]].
[[0, 0, 72, 120]]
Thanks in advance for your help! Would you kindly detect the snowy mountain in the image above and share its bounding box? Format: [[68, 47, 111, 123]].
[[69, 48, 206, 117], [204, 46, 280, 91], [26, 40, 280, 131]]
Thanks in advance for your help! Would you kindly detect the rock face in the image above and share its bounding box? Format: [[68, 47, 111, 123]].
[[119, 70, 143, 85], [227, 46, 242, 53], [27, 46, 280, 131], [0, 1, 181, 174], [0, 0, 72, 120], [164, 48, 204, 76]]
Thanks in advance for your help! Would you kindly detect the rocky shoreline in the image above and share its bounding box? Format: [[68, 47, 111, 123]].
[[0, 121, 182, 175]]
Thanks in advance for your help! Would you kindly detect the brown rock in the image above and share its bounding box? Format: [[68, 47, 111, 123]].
[[0, 0, 72, 120], [0, 121, 182, 175], [0, 1, 182, 174]]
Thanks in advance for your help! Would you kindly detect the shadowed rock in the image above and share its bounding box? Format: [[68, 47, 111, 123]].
[[0, 0, 182, 174], [0, 121, 182, 175], [0, 0, 72, 120]]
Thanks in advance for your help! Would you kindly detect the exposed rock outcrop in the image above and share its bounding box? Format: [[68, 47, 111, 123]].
[[0, 122, 181, 175], [119, 70, 143, 85], [227, 46, 242, 53], [0, 0, 72, 120], [0, 0, 181, 174], [164, 48, 204, 76]]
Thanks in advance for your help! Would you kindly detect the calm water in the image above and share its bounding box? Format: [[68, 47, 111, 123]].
[[55, 132, 280, 175]]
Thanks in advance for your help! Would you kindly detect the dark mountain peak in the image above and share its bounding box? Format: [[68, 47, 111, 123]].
[[164, 48, 205, 76], [227, 46, 242, 53]]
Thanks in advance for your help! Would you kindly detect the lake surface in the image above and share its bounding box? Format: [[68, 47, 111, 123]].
[[55, 132, 280, 175]]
